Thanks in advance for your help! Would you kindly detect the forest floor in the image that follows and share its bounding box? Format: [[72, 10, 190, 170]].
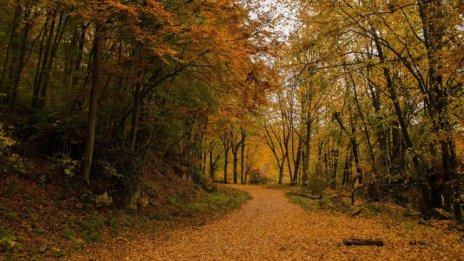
[[69, 185, 464, 260], [0, 173, 249, 260]]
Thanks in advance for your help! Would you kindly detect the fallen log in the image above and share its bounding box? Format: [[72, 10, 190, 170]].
[[343, 238, 384, 246], [287, 192, 322, 200]]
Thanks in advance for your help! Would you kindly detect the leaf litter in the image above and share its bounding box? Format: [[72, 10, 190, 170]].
[[69, 185, 464, 260]]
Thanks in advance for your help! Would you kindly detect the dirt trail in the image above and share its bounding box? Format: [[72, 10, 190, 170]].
[[70, 185, 463, 260]]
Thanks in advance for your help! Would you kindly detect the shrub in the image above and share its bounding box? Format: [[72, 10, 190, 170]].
[[63, 226, 76, 240], [5, 153, 31, 175], [97, 160, 123, 179], [0, 130, 31, 176], [81, 215, 105, 242], [305, 175, 328, 196], [94, 192, 113, 207], [0, 130, 16, 151], [191, 167, 205, 185], [52, 154, 79, 178], [191, 167, 217, 192], [0, 227, 19, 252], [91, 148, 142, 208], [248, 169, 269, 184]]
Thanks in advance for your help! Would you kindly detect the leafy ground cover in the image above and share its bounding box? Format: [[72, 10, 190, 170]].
[[70, 185, 464, 260], [0, 175, 249, 260]]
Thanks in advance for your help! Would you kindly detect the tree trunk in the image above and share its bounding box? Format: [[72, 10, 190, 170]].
[[331, 147, 339, 189], [81, 22, 103, 184], [209, 145, 215, 180], [0, 0, 21, 96], [417, 0, 462, 222], [37, 12, 66, 109], [223, 142, 229, 183], [278, 160, 284, 185], [372, 30, 432, 212], [293, 138, 303, 184], [129, 83, 141, 151], [32, 11, 56, 108], [240, 127, 246, 184], [233, 150, 238, 184], [342, 145, 352, 186], [302, 118, 312, 186], [3, 2, 32, 130], [349, 114, 363, 186]]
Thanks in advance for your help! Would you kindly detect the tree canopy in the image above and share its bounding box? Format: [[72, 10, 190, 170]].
[[0, 0, 463, 222]]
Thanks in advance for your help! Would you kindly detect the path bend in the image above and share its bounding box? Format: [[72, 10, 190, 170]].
[[71, 185, 464, 260]]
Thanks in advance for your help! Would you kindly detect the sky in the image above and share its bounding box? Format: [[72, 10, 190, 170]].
[[247, 0, 300, 41]]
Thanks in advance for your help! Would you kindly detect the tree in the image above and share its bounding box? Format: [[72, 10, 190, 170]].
[[282, 0, 464, 220]]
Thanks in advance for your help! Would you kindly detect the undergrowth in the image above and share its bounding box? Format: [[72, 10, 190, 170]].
[[182, 187, 250, 215], [287, 194, 353, 214], [0, 184, 249, 260], [286, 190, 421, 221]]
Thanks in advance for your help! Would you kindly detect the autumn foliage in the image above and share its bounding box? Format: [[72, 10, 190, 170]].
[[0, 0, 271, 198], [264, 0, 464, 222]]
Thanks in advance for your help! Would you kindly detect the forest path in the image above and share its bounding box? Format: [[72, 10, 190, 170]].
[[70, 185, 463, 260]]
